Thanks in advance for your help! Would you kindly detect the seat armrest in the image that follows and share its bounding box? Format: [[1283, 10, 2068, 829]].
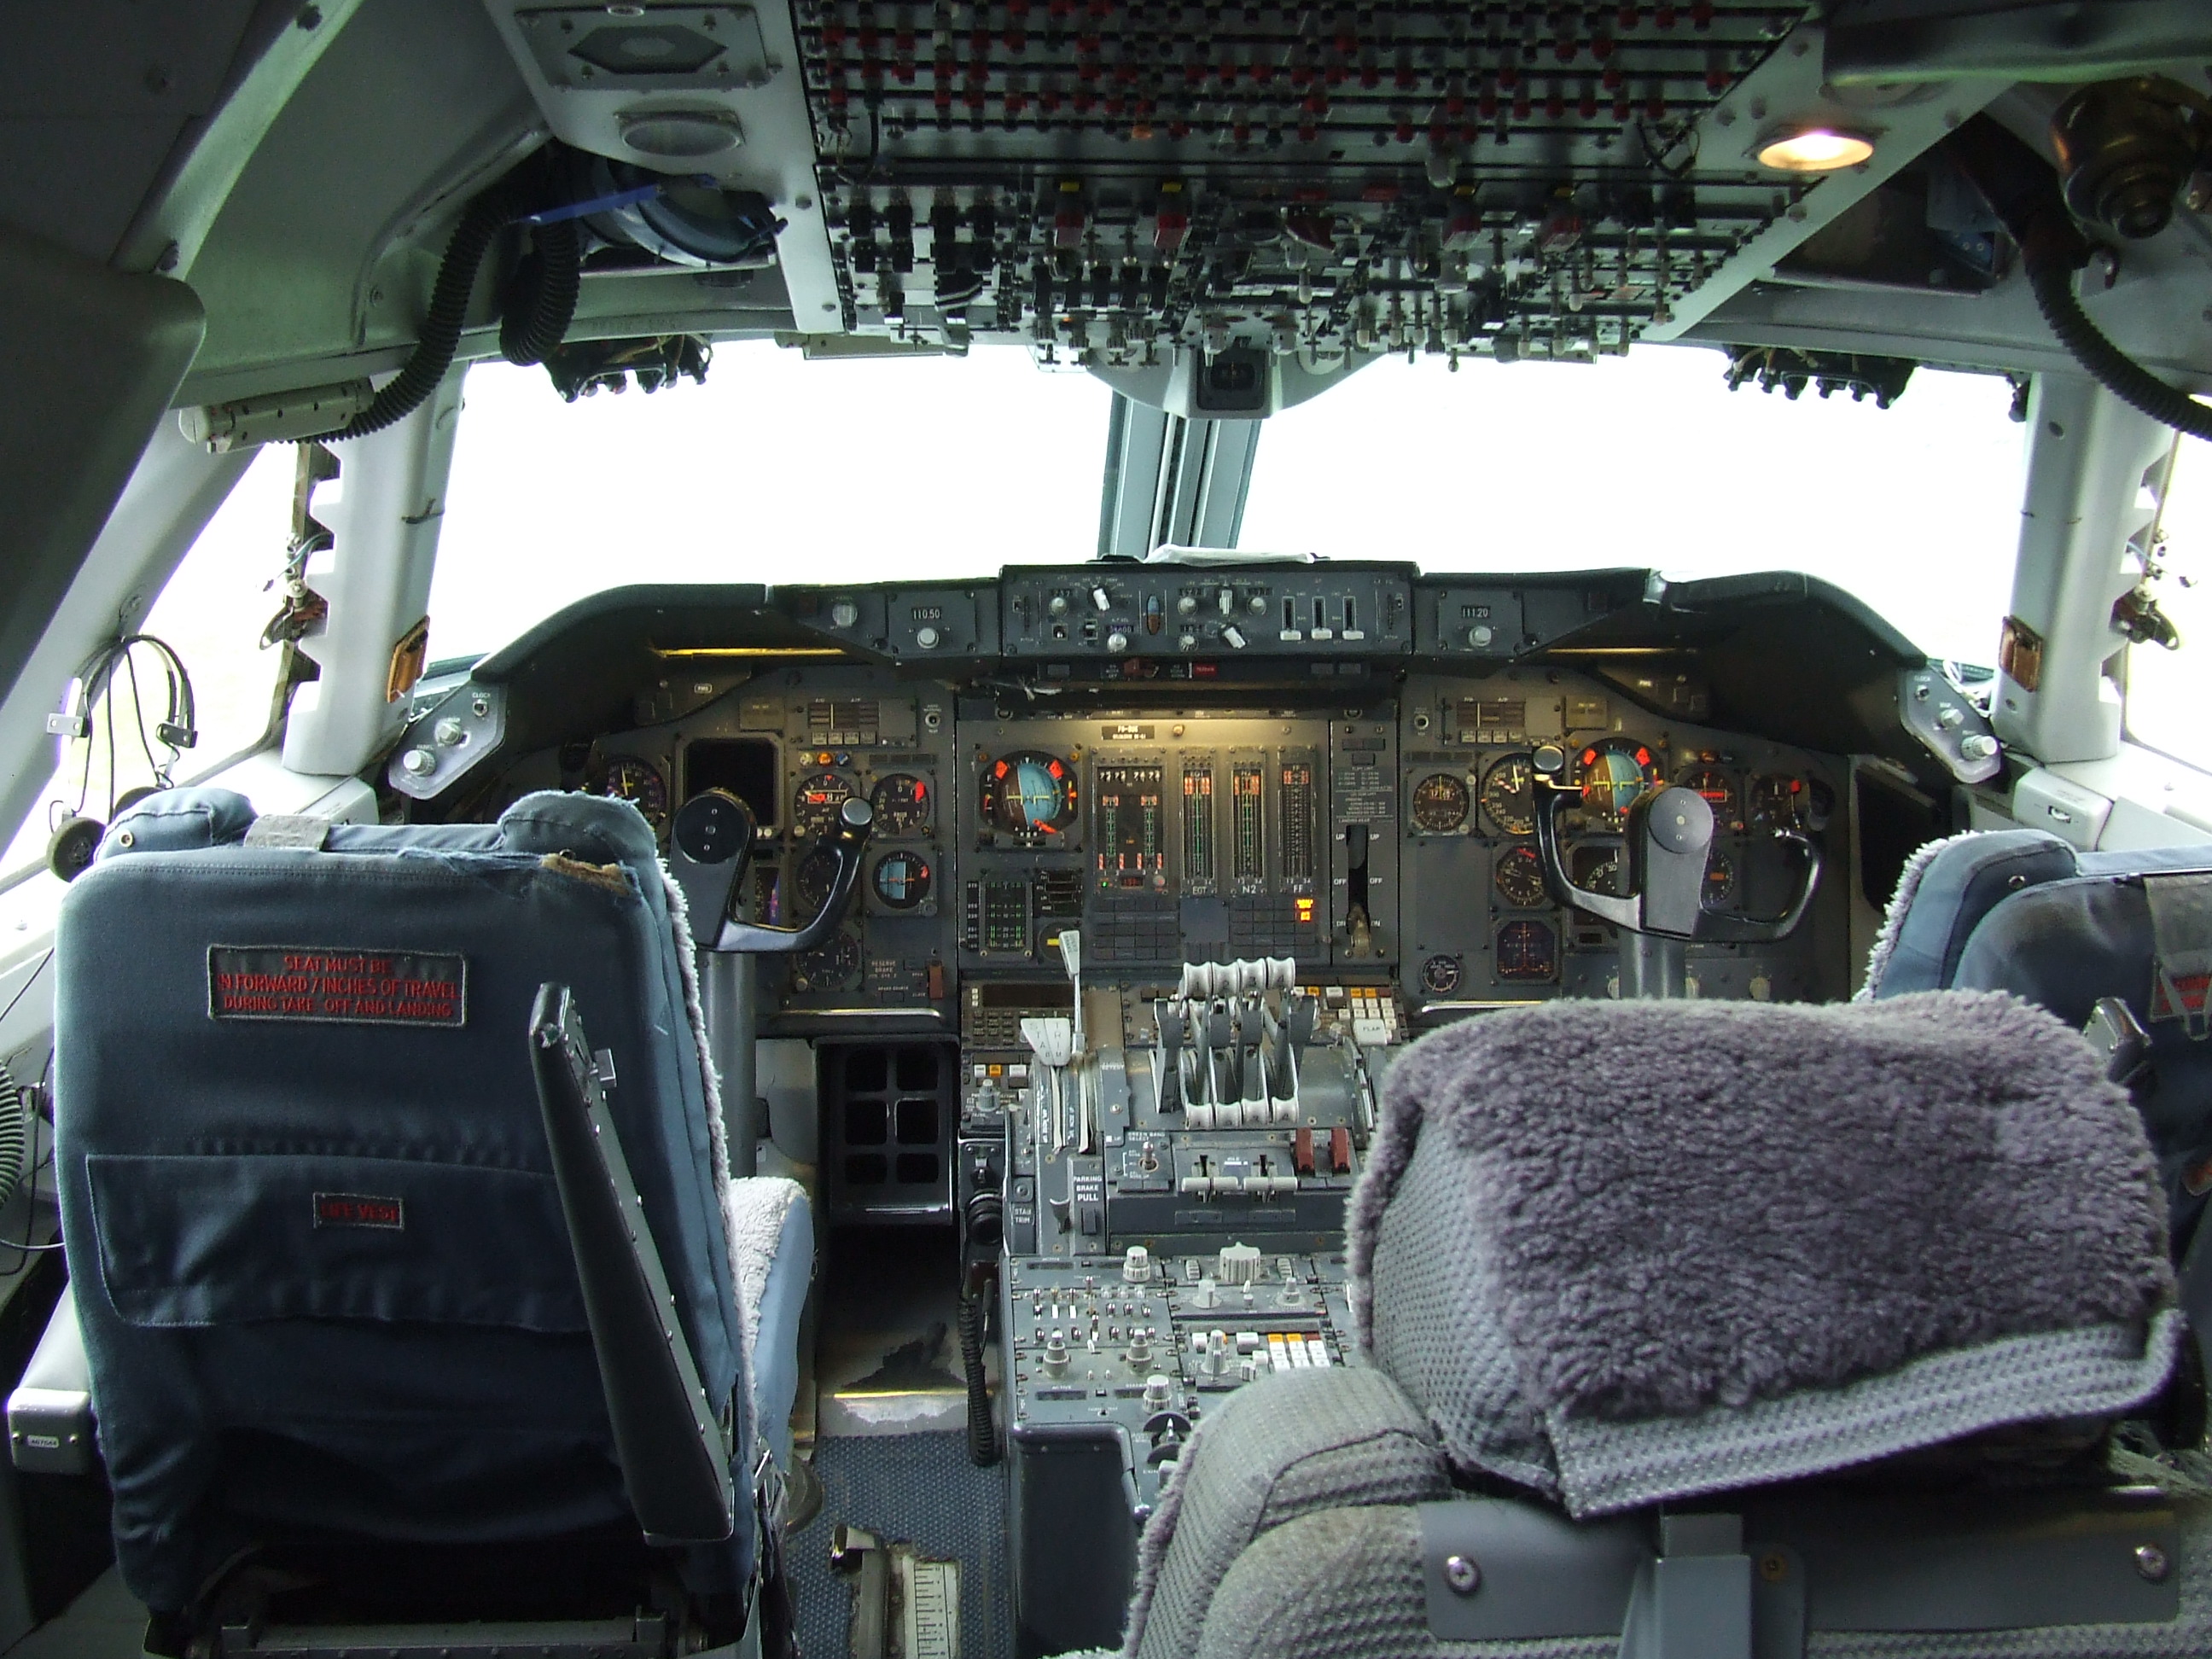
[[9, 1291, 96, 1475]]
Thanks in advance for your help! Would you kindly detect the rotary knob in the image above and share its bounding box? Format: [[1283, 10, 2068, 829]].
[[1248, 593, 1267, 614], [1105, 629, 1130, 653], [1176, 594, 1198, 615], [1178, 632, 1198, 651], [828, 598, 860, 629], [1046, 594, 1070, 618], [400, 748, 437, 777], [915, 626, 941, 649], [1123, 1244, 1152, 1283], [434, 717, 466, 747], [1961, 732, 2000, 761], [1043, 1330, 1070, 1377], [1222, 626, 1247, 649]]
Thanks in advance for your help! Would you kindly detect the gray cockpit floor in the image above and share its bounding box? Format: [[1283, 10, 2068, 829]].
[[787, 1432, 1010, 1659], [3, 1568, 142, 1659]]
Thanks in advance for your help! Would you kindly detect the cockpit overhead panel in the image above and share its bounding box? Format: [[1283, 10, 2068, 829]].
[[794, 1, 1827, 372]]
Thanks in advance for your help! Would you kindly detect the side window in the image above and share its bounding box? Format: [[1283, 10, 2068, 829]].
[[2124, 439, 2209, 772], [2, 448, 293, 876]]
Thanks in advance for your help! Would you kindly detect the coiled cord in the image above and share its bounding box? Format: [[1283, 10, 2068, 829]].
[[958, 1271, 998, 1466], [2023, 221, 2212, 441]]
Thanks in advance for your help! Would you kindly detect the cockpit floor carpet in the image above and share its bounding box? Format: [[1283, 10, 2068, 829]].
[[787, 1431, 1010, 1659]]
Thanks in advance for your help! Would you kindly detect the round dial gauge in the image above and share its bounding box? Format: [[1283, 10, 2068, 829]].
[[1419, 954, 1464, 995], [870, 771, 933, 836], [598, 755, 668, 830], [791, 847, 840, 916], [1750, 773, 1806, 830], [1704, 853, 1738, 905], [1495, 918, 1558, 982], [1573, 844, 1624, 898], [1575, 738, 1663, 830], [1679, 766, 1738, 829], [1481, 754, 1538, 836], [1493, 843, 1547, 908], [1411, 772, 1470, 835], [792, 931, 860, 992], [870, 849, 933, 910], [981, 750, 1079, 839], [793, 770, 859, 839]]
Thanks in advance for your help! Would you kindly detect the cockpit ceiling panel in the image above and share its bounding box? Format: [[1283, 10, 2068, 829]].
[[800, 2, 1819, 359]]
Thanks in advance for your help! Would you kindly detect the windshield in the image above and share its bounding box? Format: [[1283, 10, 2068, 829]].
[[432, 341, 2025, 665], [428, 346, 1113, 662], [1239, 352, 2024, 665]]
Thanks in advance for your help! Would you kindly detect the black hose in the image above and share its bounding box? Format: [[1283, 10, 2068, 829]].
[[2023, 224, 2212, 442], [958, 1272, 998, 1467], [323, 178, 536, 440], [498, 217, 582, 367], [1946, 116, 2211, 444]]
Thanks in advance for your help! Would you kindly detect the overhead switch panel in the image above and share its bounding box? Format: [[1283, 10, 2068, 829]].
[[796, 1, 1819, 364]]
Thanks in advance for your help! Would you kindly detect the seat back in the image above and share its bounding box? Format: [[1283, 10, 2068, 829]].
[[53, 788, 752, 1614], [1864, 829, 2212, 1251]]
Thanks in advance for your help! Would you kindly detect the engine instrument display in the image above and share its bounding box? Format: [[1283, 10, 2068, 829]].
[[872, 849, 934, 910], [1493, 843, 1546, 908], [1575, 739, 1663, 830], [1495, 918, 1558, 981], [870, 772, 933, 836], [1480, 754, 1537, 836], [1410, 772, 1470, 835], [598, 755, 668, 831], [981, 750, 1080, 841], [794, 770, 859, 839]]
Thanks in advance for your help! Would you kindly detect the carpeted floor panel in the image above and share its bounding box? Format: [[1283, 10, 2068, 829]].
[[787, 1433, 1010, 1659]]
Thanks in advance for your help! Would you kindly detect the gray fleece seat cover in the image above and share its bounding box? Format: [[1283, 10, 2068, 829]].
[[53, 786, 801, 1611], [1352, 992, 2181, 1516]]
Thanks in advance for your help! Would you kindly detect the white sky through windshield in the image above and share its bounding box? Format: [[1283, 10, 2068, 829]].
[[431, 341, 2023, 665]]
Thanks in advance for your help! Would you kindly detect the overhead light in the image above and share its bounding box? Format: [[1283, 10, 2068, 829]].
[[1755, 127, 1876, 172]]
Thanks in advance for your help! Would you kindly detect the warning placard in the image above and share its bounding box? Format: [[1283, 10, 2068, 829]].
[[208, 946, 466, 1027]]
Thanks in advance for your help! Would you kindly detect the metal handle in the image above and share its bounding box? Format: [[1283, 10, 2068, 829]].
[[713, 796, 875, 954]]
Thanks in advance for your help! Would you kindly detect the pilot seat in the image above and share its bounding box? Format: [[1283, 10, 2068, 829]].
[[1086, 802, 2212, 1659], [5, 783, 864, 1658]]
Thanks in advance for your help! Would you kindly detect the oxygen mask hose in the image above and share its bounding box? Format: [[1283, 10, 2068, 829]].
[[1950, 111, 2212, 444]]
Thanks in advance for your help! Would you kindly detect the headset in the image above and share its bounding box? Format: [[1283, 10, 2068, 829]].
[[43, 633, 199, 881]]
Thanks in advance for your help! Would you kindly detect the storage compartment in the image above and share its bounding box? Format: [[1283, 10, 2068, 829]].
[[820, 1040, 957, 1220]]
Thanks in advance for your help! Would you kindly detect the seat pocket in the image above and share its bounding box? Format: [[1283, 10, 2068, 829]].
[[88, 1152, 587, 1332]]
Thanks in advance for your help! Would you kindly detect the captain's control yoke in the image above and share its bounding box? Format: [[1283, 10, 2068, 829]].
[[668, 789, 875, 1174], [1528, 743, 1819, 999]]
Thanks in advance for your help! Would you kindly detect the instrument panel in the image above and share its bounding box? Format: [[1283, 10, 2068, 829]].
[[472, 655, 1846, 1029]]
